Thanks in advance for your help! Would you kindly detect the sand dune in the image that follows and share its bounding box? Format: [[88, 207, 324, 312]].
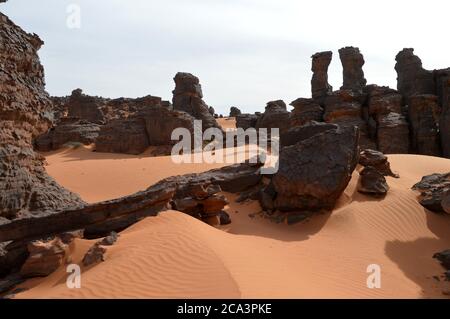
[[15, 150, 450, 298]]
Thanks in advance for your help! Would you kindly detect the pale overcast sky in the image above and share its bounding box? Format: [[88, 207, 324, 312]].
[[2, 0, 449, 114]]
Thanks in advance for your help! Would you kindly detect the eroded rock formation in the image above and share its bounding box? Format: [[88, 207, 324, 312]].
[[0, 11, 85, 221], [412, 173, 450, 213], [311, 51, 333, 103], [172, 72, 219, 130], [339, 47, 367, 92], [229, 106, 242, 117], [289, 98, 323, 126], [256, 100, 290, 135]]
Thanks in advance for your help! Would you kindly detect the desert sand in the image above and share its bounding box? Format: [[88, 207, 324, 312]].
[[13, 144, 450, 299]]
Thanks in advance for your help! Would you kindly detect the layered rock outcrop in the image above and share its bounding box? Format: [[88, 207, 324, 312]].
[[256, 100, 290, 135], [311, 51, 333, 103], [412, 173, 450, 213], [289, 98, 323, 126], [236, 113, 259, 130], [172, 72, 219, 131], [35, 119, 100, 152], [339, 47, 367, 92], [0, 11, 85, 220]]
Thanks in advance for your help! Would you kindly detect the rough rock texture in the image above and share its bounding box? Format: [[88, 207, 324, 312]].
[[95, 105, 195, 155], [67, 89, 105, 124], [395, 48, 435, 97], [357, 166, 389, 196], [271, 126, 359, 211], [82, 243, 106, 267], [172, 72, 219, 130], [20, 238, 67, 278], [281, 122, 337, 148], [377, 112, 410, 154], [95, 117, 149, 155], [439, 75, 450, 158], [433, 250, 450, 270], [412, 173, 450, 213], [256, 100, 290, 134], [229, 107, 242, 117], [311, 51, 333, 103], [323, 90, 374, 149], [365, 85, 403, 118], [339, 47, 367, 92], [289, 98, 324, 126], [35, 118, 101, 152], [0, 12, 85, 220], [66, 89, 164, 124], [407, 95, 441, 156], [443, 190, 450, 214], [236, 114, 259, 130], [359, 149, 398, 178]]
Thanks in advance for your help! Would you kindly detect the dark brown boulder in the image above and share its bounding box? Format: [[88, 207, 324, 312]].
[[357, 166, 389, 196], [272, 126, 359, 211], [0, 12, 85, 220], [339, 47, 367, 92], [395, 48, 435, 97], [35, 119, 101, 152], [82, 243, 106, 267], [256, 100, 290, 134], [95, 117, 149, 155], [433, 250, 450, 270], [311, 51, 333, 103], [443, 190, 450, 214], [377, 112, 410, 154], [172, 72, 219, 131], [359, 149, 399, 178], [236, 114, 259, 130], [407, 95, 441, 156], [289, 98, 324, 126], [281, 122, 337, 148], [412, 173, 450, 213], [229, 107, 242, 117]]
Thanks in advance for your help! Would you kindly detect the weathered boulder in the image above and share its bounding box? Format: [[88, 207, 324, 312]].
[[229, 107, 242, 117], [359, 149, 398, 178], [82, 243, 106, 267], [289, 98, 324, 126], [20, 238, 67, 278], [339, 47, 367, 92], [443, 190, 450, 214], [412, 173, 450, 213], [208, 106, 215, 116], [395, 48, 435, 97], [95, 117, 149, 155], [357, 166, 389, 196], [172, 72, 219, 130], [311, 51, 333, 103], [0, 12, 85, 220], [35, 119, 101, 152], [236, 114, 259, 130], [377, 112, 410, 154], [407, 95, 441, 156], [272, 126, 360, 211], [256, 100, 290, 134], [281, 122, 337, 148]]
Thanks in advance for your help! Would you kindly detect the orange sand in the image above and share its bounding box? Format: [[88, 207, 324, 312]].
[[15, 146, 450, 298]]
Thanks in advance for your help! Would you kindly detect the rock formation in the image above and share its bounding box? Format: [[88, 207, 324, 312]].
[[67, 89, 106, 124], [235, 113, 259, 130], [271, 126, 359, 211], [311, 51, 333, 103], [95, 106, 195, 155], [0, 11, 85, 221], [357, 166, 389, 196], [407, 95, 441, 156], [412, 173, 450, 213], [339, 47, 367, 92], [280, 122, 337, 148], [229, 106, 242, 117], [35, 119, 100, 152], [256, 100, 290, 135], [359, 149, 398, 178], [289, 98, 324, 127], [395, 48, 435, 97], [172, 72, 219, 130], [377, 112, 410, 154], [439, 75, 450, 158]]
